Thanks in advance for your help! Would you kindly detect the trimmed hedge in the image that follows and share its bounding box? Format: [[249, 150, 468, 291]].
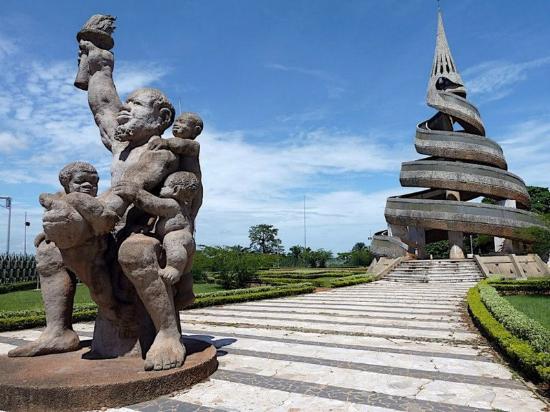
[[324, 275, 375, 288], [196, 285, 277, 298], [260, 277, 310, 285], [467, 285, 550, 383], [0, 284, 315, 331], [0, 281, 36, 294], [478, 281, 550, 353], [258, 268, 366, 276], [259, 273, 375, 288], [259, 271, 365, 280], [190, 284, 315, 309], [0, 304, 97, 332], [488, 277, 550, 295]]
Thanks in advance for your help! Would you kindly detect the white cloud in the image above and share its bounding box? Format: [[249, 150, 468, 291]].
[[0, 35, 16, 58], [0, 132, 26, 154], [114, 63, 169, 96], [498, 117, 550, 187], [0, 54, 168, 188], [266, 62, 346, 99], [0, 37, 410, 253], [191, 126, 411, 250], [463, 57, 550, 102]]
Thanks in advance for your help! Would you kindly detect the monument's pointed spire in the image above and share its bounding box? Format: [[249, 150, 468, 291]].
[[428, 11, 464, 93]]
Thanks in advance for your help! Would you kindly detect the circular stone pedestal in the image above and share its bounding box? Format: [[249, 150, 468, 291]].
[[0, 337, 218, 412]]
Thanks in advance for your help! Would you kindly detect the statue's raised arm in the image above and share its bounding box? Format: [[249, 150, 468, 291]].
[[75, 15, 122, 152]]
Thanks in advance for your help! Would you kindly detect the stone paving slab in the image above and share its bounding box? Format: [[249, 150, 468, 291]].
[[178, 312, 478, 341], [207, 304, 463, 321], [192, 307, 468, 330], [0, 280, 546, 411]]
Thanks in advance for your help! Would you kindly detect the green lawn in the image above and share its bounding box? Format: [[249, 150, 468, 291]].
[[504, 294, 550, 329], [193, 283, 223, 294], [0, 282, 223, 312]]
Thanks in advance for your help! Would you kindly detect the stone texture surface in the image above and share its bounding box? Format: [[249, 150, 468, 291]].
[[11, 14, 205, 374], [372, 11, 543, 259], [1, 281, 546, 411], [0, 338, 217, 411]]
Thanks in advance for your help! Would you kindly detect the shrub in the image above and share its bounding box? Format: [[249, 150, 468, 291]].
[[324, 275, 375, 288], [0, 254, 37, 284], [191, 284, 315, 309], [0, 284, 316, 331], [425, 240, 450, 259], [467, 285, 550, 383], [0, 281, 36, 294], [191, 246, 280, 286], [478, 281, 550, 353], [489, 277, 550, 294]]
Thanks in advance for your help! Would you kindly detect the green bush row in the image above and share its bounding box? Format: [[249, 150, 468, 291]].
[[488, 277, 550, 294], [196, 285, 277, 298], [0, 281, 36, 294], [467, 286, 550, 383], [260, 277, 313, 285], [0, 284, 315, 331], [190, 284, 315, 309], [323, 275, 375, 288], [259, 271, 366, 280], [258, 268, 365, 276], [478, 281, 550, 353], [0, 304, 97, 332]]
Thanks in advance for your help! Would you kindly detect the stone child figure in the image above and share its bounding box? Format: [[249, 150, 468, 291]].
[[147, 112, 204, 227], [9, 162, 111, 357], [114, 171, 199, 308]]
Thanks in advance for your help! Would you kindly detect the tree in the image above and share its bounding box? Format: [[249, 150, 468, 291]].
[[338, 242, 374, 267], [248, 224, 283, 254], [289, 245, 303, 259], [527, 186, 550, 215], [303, 248, 333, 268], [352, 242, 367, 252], [425, 240, 450, 259]]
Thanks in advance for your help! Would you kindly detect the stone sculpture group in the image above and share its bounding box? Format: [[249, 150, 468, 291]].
[[9, 15, 203, 371]]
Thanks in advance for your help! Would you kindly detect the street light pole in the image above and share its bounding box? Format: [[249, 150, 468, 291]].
[[0, 196, 11, 254], [303, 195, 307, 250], [24, 211, 28, 255]]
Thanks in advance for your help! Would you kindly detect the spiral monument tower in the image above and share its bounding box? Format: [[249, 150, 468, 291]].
[[372, 11, 545, 259]]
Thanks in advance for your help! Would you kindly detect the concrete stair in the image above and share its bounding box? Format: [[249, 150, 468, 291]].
[[384, 259, 484, 283]]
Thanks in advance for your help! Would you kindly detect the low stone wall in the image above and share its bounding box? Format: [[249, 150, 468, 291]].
[[368, 256, 404, 278], [474, 254, 550, 279], [370, 235, 408, 258]]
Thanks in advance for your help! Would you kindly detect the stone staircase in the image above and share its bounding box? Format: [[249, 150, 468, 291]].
[[384, 259, 484, 283]]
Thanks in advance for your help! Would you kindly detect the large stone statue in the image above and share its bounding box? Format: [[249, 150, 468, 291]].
[[9, 15, 204, 372]]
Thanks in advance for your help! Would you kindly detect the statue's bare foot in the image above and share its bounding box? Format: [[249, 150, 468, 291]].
[[144, 330, 185, 371], [8, 328, 80, 357]]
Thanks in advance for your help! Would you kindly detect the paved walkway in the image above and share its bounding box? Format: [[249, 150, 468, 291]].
[[1, 280, 547, 411]]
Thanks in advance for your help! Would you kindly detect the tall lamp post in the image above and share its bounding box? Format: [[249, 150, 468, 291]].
[[0, 196, 12, 254], [24, 212, 30, 255]]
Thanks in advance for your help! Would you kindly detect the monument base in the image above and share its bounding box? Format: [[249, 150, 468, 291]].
[[0, 337, 218, 412]]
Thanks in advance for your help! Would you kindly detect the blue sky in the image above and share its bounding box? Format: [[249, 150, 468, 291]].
[[0, 0, 549, 254]]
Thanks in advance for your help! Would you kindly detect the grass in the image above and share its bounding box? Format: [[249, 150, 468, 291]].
[[193, 282, 224, 294], [0, 282, 223, 312], [504, 294, 550, 330]]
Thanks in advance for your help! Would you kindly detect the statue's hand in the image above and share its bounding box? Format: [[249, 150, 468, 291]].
[[39, 193, 56, 210], [148, 137, 169, 151], [34, 232, 47, 248], [112, 182, 139, 202], [80, 40, 114, 74], [159, 266, 182, 285]]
